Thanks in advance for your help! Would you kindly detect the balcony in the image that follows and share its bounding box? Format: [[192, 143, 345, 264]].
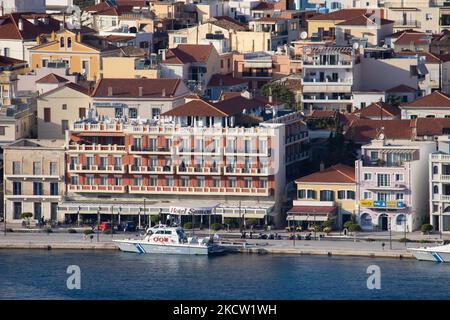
[[432, 174, 450, 181], [68, 164, 126, 173], [393, 20, 421, 28], [224, 147, 270, 157], [129, 165, 174, 174], [286, 151, 309, 165], [176, 146, 222, 156], [68, 144, 126, 153], [4, 173, 62, 180], [5, 194, 61, 200], [176, 166, 221, 175], [129, 145, 172, 155], [431, 154, 450, 162], [301, 78, 352, 85], [129, 185, 271, 196], [224, 167, 269, 176], [302, 60, 352, 68], [68, 184, 126, 193], [285, 132, 309, 145], [360, 181, 408, 190]]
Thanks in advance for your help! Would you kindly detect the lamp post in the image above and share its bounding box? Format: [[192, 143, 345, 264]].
[[111, 205, 114, 239], [389, 216, 392, 250], [404, 215, 407, 246], [97, 206, 101, 242], [138, 207, 142, 230], [77, 206, 81, 227]]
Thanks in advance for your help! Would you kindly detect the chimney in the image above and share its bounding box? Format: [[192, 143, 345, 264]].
[[162, 88, 166, 97], [138, 87, 143, 97], [107, 86, 113, 96], [18, 19, 23, 31], [319, 161, 325, 171]]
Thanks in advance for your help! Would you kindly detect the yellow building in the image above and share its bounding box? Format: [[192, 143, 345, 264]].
[[307, 8, 369, 38], [288, 164, 356, 229], [29, 29, 121, 81], [102, 56, 160, 79]]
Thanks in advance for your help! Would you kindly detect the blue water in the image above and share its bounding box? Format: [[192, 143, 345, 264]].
[[0, 250, 449, 300]]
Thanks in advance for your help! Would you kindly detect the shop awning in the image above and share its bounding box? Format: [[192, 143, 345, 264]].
[[286, 205, 336, 222]]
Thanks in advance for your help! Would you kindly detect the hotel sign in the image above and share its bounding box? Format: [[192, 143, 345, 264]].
[[169, 207, 214, 215], [359, 200, 405, 209]]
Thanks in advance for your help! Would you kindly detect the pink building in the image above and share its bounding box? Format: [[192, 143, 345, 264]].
[[355, 135, 435, 232]]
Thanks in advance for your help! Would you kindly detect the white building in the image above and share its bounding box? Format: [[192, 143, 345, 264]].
[[400, 91, 450, 119], [430, 135, 450, 232], [301, 46, 355, 113], [0, 0, 45, 14]]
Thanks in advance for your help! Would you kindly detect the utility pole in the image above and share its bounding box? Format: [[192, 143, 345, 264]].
[[97, 207, 100, 243], [389, 216, 392, 250], [111, 205, 114, 239]]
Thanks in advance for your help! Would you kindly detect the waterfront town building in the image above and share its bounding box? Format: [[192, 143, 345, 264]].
[[429, 135, 450, 232], [355, 134, 436, 232], [288, 164, 356, 229], [399, 91, 450, 119], [59, 97, 309, 226], [3, 139, 65, 223]]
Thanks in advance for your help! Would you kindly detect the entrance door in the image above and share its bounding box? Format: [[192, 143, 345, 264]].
[[379, 214, 389, 231]]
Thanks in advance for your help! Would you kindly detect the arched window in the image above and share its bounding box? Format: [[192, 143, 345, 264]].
[[434, 185, 439, 194], [360, 213, 372, 227], [60, 37, 65, 48], [433, 166, 439, 174], [396, 214, 406, 225], [67, 37, 72, 48]]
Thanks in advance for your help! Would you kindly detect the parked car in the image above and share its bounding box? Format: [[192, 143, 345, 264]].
[[118, 221, 136, 232], [97, 222, 113, 231]]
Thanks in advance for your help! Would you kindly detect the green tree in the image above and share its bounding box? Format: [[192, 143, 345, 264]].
[[325, 125, 356, 167], [261, 83, 295, 108], [20, 212, 33, 226]]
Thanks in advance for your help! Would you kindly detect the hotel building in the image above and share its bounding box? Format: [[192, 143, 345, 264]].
[[59, 97, 309, 226]]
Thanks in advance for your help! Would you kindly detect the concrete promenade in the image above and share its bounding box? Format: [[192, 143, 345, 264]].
[[0, 226, 446, 259]]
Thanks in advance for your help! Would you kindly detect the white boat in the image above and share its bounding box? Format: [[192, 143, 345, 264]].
[[113, 225, 225, 255], [409, 243, 450, 262]]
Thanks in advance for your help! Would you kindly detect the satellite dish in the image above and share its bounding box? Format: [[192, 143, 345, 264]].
[[300, 31, 308, 40], [353, 42, 360, 50]]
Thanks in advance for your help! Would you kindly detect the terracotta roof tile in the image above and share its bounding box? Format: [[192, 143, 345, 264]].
[[92, 78, 182, 98], [336, 14, 393, 26], [163, 44, 215, 65], [308, 9, 374, 21], [210, 16, 247, 31], [0, 13, 62, 40], [252, 2, 275, 10], [296, 164, 355, 184], [36, 73, 69, 84], [385, 84, 418, 93], [161, 98, 227, 117], [394, 32, 431, 45], [344, 119, 412, 143], [416, 118, 450, 136], [354, 101, 400, 118], [400, 91, 450, 108]]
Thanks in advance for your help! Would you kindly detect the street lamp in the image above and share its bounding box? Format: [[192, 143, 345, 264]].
[[138, 207, 142, 230], [77, 206, 81, 227], [97, 206, 101, 242], [111, 205, 114, 239]]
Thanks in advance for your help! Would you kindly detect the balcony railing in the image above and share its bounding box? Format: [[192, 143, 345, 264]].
[[129, 145, 172, 154], [224, 167, 269, 176], [394, 20, 421, 28], [68, 144, 126, 153], [224, 147, 270, 156], [286, 151, 309, 164], [176, 166, 221, 175], [129, 185, 271, 196], [128, 165, 174, 174], [68, 164, 125, 173], [302, 78, 352, 84], [68, 185, 126, 193]]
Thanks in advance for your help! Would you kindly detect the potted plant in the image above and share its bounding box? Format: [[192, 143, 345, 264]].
[[19, 212, 33, 228]]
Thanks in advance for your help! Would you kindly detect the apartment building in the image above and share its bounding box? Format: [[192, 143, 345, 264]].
[[0, 55, 28, 106], [102, 56, 160, 79], [429, 135, 450, 232], [383, 0, 439, 33], [91, 78, 190, 119], [248, 16, 300, 50], [3, 139, 65, 223], [60, 97, 308, 226], [0, 104, 36, 145], [37, 82, 91, 139], [301, 46, 355, 113], [356, 135, 436, 232], [289, 164, 356, 229]]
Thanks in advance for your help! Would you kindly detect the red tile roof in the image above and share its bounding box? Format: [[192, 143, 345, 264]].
[[92, 78, 182, 98], [354, 101, 400, 118], [344, 119, 412, 143], [415, 118, 450, 136], [163, 44, 215, 65], [308, 9, 375, 21], [385, 84, 418, 93], [336, 14, 393, 26], [0, 13, 62, 40], [309, 110, 338, 119], [0, 55, 26, 67], [296, 164, 355, 184], [400, 91, 450, 108], [39, 82, 90, 98], [210, 16, 247, 31], [207, 73, 248, 87], [252, 2, 275, 10], [161, 98, 227, 117], [36, 73, 69, 84], [394, 32, 431, 45]]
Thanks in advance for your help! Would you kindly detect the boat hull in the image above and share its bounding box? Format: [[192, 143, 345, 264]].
[[113, 239, 223, 255], [409, 249, 450, 262]]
